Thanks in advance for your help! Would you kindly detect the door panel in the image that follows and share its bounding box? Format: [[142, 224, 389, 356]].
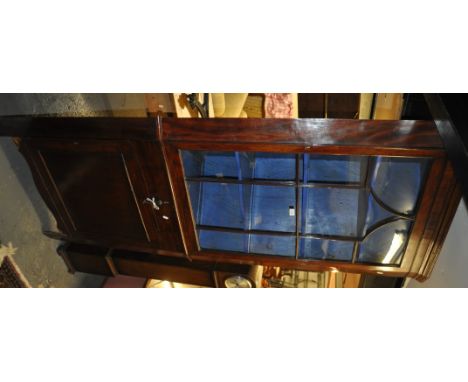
[[132, 141, 185, 253], [22, 139, 157, 243]]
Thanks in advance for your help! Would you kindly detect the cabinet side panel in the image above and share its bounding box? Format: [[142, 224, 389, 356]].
[[19, 140, 75, 234], [410, 161, 462, 280], [401, 157, 446, 273]]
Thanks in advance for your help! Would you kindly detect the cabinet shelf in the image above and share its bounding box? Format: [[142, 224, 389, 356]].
[[186, 176, 361, 189]]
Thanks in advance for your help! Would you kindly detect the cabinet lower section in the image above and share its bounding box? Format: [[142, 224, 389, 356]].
[[58, 242, 261, 288]]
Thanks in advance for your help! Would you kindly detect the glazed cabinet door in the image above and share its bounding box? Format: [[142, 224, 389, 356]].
[[174, 148, 446, 279], [20, 138, 160, 244], [162, 117, 459, 280], [179, 150, 431, 263]]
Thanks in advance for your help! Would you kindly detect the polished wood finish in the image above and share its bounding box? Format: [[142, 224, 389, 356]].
[[162, 118, 443, 150], [20, 138, 157, 243], [18, 136, 185, 256], [163, 142, 199, 254], [193, 250, 410, 278], [401, 157, 447, 274], [419, 181, 462, 279], [409, 160, 461, 280], [113, 250, 215, 286], [131, 141, 185, 253], [0, 115, 460, 282]]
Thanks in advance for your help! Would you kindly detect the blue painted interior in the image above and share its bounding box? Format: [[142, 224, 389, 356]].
[[250, 185, 296, 232], [301, 188, 360, 237], [197, 182, 246, 229], [198, 230, 246, 253], [182, 151, 429, 264], [299, 238, 354, 261], [253, 153, 296, 180], [250, 234, 295, 257], [371, 157, 428, 215], [304, 154, 363, 183]]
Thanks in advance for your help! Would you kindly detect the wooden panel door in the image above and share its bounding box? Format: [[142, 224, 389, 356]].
[[20, 138, 159, 244]]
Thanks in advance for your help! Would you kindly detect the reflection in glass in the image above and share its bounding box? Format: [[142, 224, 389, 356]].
[[371, 157, 429, 215], [304, 155, 364, 183], [186, 182, 201, 222], [188, 182, 246, 229], [358, 220, 412, 265], [251, 153, 296, 181], [182, 150, 297, 181], [302, 188, 360, 237], [181, 151, 239, 178], [251, 185, 296, 232], [250, 234, 295, 257], [181, 150, 429, 265], [300, 238, 354, 261], [362, 192, 394, 236], [199, 230, 247, 252]]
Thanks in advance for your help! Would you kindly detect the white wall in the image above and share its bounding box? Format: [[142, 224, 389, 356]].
[[408, 200, 468, 288]]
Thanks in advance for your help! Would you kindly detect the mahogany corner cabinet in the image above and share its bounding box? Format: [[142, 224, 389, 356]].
[[0, 116, 461, 283]]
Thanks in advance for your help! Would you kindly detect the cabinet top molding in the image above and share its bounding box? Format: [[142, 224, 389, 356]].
[[0, 116, 443, 152], [0, 117, 158, 141], [161, 118, 443, 150]]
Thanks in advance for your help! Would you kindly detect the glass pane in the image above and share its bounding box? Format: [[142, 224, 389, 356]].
[[251, 185, 296, 232], [371, 157, 429, 215], [186, 182, 202, 222], [188, 182, 246, 229], [251, 153, 296, 181], [199, 230, 248, 252], [182, 151, 239, 178], [236, 152, 253, 180], [300, 238, 354, 261], [358, 220, 412, 265], [362, 192, 394, 236], [249, 234, 295, 257], [182, 150, 298, 181], [303, 154, 364, 183], [301, 188, 361, 237]]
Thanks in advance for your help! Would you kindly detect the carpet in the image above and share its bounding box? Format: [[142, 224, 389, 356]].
[[0, 242, 30, 288]]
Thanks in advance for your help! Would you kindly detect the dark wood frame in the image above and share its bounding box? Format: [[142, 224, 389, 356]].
[[161, 117, 460, 281], [0, 115, 461, 281]]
